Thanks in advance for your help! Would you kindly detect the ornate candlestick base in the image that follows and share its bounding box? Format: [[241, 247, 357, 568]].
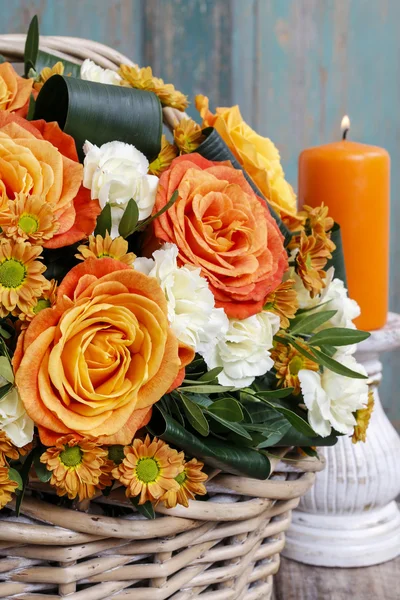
[[283, 312, 400, 567]]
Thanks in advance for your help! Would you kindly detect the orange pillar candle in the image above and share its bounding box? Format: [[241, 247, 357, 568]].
[[298, 116, 390, 331]]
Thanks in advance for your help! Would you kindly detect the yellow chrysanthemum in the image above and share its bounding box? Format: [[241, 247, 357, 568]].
[[149, 135, 178, 176], [272, 341, 319, 394], [295, 231, 333, 298], [112, 435, 184, 505], [75, 232, 135, 265], [264, 279, 299, 329], [119, 64, 188, 110], [0, 431, 19, 466], [40, 435, 108, 501], [18, 278, 58, 323], [161, 458, 207, 509], [352, 391, 374, 444], [0, 193, 59, 243], [33, 61, 64, 91], [173, 118, 205, 154], [0, 239, 48, 318], [0, 466, 18, 508]]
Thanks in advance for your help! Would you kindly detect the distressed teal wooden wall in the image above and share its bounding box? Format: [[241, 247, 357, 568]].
[[0, 0, 399, 427]]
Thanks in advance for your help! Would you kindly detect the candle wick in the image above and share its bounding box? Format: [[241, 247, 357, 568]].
[[342, 128, 349, 140]]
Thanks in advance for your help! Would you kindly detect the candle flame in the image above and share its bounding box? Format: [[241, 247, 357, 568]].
[[341, 115, 350, 133]]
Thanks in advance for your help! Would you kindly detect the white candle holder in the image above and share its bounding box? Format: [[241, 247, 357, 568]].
[[283, 312, 400, 567]]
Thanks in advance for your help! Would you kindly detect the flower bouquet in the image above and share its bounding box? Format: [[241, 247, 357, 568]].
[[0, 17, 373, 600]]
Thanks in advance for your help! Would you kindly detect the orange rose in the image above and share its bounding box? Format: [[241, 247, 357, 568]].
[[152, 154, 288, 319], [0, 112, 100, 248], [13, 258, 193, 445], [0, 63, 33, 117]]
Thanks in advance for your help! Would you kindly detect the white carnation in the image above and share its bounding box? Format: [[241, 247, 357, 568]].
[[134, 244, 228, 352], [203, 311, 281, 389], [83, 141, 159, 237], [0, 385, 34, 447], [80, 59, 122, 85], [299, 353, 368, 437]]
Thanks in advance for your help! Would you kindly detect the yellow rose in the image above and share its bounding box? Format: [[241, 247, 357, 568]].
[[195, 96, 297, 216]]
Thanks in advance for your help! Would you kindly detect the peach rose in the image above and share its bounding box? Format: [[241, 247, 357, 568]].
[[0, 63, 33, 117], [152, 154, 288, 319], [196, 96, 297, 217], [0, 112, 100, 248], [13, 258, 193, 445]]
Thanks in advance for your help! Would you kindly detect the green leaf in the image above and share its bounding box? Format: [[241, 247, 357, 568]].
[[24, 15, 39, 77], [33, 451, 52, 483], [311, 348, 368, 379], [94, 203, 112, 237], [34, 75, 162, 162], [15, 450, 35, 516], [197, 367, 223, 382], [183, 393, 213, 408], [206, 411, 252, 440], [130, 497, 155, 520], [35, 50, 81, 79], [179, 384, 233, 394], [180, 394, 209, 436], [8, 468, 23, 491], [258, 396, 317, 437], [195, 128, 292, 246], [149, 408, 270, 479], [309, 328, 370, 347], [276, 425, 339, 447], [0, 55, 5, 64], [26, 94, 36, 121], [290, 310, 338, 335], [137, 191, 179, 231], [285, 337, 319, 363], [208, 398, 243, 422], [0, 382, 12, 400], [325, 222, 347, 286], [118, 198, 139, 238], [0, 356, 14, 383], [254, 388, 295, 399]]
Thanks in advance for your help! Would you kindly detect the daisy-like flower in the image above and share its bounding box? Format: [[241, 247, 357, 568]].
[[302, 203, 334, 239], [98, 444, 126, 490], [112, 435, 184, 505], [173, 119, 205, 154], [295, 231, 333, 298], [272, 341, 319, 395], [352, 391, 374, 443], [18, 279, 58, 323], [161, 458, 207, 509], [264, 279, 299, 329], [282, 211, 306, 234], [0, 240, 48, 318], [40, 435, 108, 501], [33, 61, 64, 91], [0, 466, 18, 509], [0, 194, 59, 244], [149, 135, 178, 176], [119, 64, 188, 111], [0, 431, 19, 466], [75, 233, 135, 266]]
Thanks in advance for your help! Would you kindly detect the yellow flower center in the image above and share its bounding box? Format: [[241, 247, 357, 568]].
[[19, 213, 39, 234], [136, 457, 160, 483], [33, 298, 51, 314], [60, 445, 83, 468], [289, 355, 304, 376], [108, 444, 125, 465], [175, 471, 187, 486], [0, 259, 26, 289]]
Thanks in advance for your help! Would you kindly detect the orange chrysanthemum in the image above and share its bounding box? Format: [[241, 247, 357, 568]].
[[282, 212, 306, 234], [352, 391, 374, 444], [75, 232, 135, 265], [119, 64, 188, 111], [0, 193, 59, 243], [33, 61, 65, 92], [272, 341, 319, 394], [18, 279, 58, 323], [0, 466, 18, 509], [0, 239, 48, 318], [161, 458, 207, 508], [295, 231, 333, 298], [40, 435, 108, 501], [0, 431, 19, 466], [149, 134, 178, 176], [98, 444, 126, 490], [264, 279, 299, 329], [173, 119, 205, 154], [301, 204, 334, 239], [112, 435, 184, 505]]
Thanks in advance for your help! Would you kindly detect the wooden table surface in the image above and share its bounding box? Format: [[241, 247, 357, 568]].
[[274, 556, 400, 600]]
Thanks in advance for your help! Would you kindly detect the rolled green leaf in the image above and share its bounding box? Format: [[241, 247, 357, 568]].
[[326, 222, 347, 285], [276, 426, 339, 447], [34, 75, 162, 162], [149, 409, 271, 479], [195, 128, 292, 246]]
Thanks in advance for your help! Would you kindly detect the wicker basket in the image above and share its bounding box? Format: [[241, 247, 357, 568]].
[[0, 35, 324, 599]]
